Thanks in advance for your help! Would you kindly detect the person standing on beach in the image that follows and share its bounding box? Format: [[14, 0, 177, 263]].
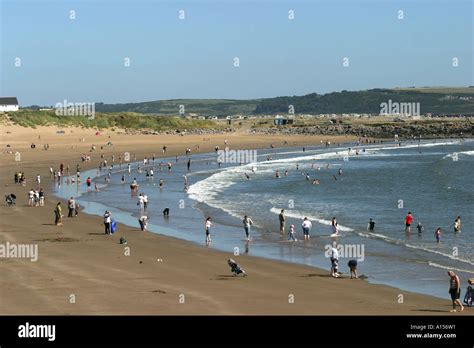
[[404, 212, 413, 233], [67, 197, 76, 217], [242, 215, 254, 241], [205, 217, 213, 245], [104, 211, 112, 235], [453, 216, 462, 233], [448, 271, 464, 312], [54, 202, 63, 226], [279, 209, 285, 235], [302, 217, 312, 241]]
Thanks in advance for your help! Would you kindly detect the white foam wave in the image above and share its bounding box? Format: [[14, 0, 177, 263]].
[[428, 261, 474, 275], [405, 244, 474, 266]]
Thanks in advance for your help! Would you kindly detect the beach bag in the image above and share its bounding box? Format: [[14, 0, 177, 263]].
[[110, 219, 117, 234]]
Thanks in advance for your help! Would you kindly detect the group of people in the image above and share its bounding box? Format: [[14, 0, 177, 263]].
[[404, 212, 462, 243], [27, 188, 45, 207]]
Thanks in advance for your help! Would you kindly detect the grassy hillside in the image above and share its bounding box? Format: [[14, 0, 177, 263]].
[[95, 99, 260, 116], [0, 110, 220, 131]]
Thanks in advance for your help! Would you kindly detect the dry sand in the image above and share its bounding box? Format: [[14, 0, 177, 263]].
[[0, 125, 469, 315]]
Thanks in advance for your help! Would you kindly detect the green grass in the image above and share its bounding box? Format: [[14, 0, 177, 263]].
[[2, 110, 221, 131]]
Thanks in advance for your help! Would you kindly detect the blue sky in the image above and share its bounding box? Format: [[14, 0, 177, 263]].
[[0, 0, 472, 106]]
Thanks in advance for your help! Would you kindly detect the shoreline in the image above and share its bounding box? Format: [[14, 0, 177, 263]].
[[0, 126, 471, 315]]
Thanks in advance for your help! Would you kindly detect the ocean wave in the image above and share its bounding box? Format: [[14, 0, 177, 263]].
[[405, 244, 474, 266], [428, 261, 474, 275], [443, 150, 474, 159], [269, 207, 354, 232]]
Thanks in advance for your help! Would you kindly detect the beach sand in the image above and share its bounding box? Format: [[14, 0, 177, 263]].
[[0, 125, 468, 315]]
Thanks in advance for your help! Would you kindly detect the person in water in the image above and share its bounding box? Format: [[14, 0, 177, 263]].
[[404, 212, 413, 233], [279, 209, 285, 235], [331, 217, 339, 235], [302, 217, 312, 241], [416, 222, 424, 234], [288, 224, 297, 242], [435, 227, 442, 243], [367, 218, 375, 231], [205, 217, 213, 245], [242, 215, 254, 241], [453, 216, 462, 233]]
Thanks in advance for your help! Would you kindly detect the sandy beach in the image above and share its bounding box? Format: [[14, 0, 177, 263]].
[[0, 125, 470, 315]]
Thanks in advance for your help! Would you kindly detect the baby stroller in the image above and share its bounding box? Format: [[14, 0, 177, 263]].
[[5, 193, 16, 206], [228, 258, 247, 277]]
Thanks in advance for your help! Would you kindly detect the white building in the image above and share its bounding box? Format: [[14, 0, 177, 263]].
[[0, 97, 19, 112]]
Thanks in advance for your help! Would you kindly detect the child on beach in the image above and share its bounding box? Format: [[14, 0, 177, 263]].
[[288, 224, 297, 242]]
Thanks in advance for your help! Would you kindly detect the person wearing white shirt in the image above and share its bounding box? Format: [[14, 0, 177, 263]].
[[103, 211, 112, 235], [302, 217, 312, 241], [28, 189, 35, 206]]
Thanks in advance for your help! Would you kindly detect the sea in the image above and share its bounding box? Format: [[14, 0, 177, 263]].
[[53, 138, 474, 300]]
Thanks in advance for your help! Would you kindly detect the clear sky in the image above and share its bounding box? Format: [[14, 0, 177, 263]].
[[1, 0, 472, 106]]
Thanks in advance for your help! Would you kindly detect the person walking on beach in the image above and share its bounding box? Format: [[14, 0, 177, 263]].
[[67, 197, 76, 218], [405, 212, 413, 233], [205, 217, 213, 245], [288, 224, 297, 242], [279, 209, 285, 235], [104, 210, 112, 235], [453, 216, 462, 233], [448, 271, 464, 312], [302, 217, 312, 241], [54, 202, 63, 226], [242, 215, 254, 241], [435, 227, 442, 243]]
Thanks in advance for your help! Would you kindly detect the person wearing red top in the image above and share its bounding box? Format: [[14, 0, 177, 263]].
[[405, 212, 413, 233]]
